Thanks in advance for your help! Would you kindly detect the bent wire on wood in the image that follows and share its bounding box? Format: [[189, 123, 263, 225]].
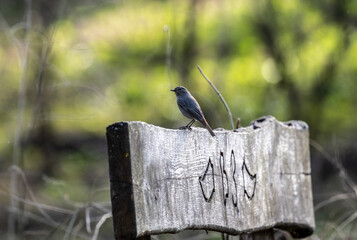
[[106, 116, 315, 240]]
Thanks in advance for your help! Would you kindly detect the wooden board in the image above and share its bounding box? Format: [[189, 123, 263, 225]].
[[106, 116, 315, 239]]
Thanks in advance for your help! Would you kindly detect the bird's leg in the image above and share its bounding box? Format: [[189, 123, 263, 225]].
[[187, 119, 195, 130], [179, 119, 195, 130]]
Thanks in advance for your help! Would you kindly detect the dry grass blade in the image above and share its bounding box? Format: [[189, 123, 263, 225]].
[[314, 193, 355, 211], [0, 189, 73, 215], [11, 166, 58, 225], [197, 65, 234, 130], [9, 207, 91, 240], [337, 211, 357, 231], [328, 212, 357, 240]]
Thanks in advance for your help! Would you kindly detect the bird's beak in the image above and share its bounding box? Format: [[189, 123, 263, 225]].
[[170, 89, 175, 92]]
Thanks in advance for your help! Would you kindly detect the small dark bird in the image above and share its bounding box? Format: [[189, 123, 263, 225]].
[[171, 86, 215, 137]]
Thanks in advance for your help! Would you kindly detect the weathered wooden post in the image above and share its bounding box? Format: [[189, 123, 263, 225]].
[[106, 116, 315, 239]]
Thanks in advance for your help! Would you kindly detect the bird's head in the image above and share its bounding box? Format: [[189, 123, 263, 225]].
[[170, 86, 189, 96]]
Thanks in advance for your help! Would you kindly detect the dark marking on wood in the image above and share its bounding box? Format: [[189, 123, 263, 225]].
[[199, 157, 215, 203], [219, 151, 229, 206], [107, 122, 149, 240], [230, 150, 239, 213], [242, 156, 257, 200]]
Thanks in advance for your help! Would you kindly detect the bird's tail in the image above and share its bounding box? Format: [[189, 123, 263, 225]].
[[202, 118, 216, 137]]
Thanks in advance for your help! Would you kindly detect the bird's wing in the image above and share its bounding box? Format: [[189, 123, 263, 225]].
[[178, 101, 204, 122]]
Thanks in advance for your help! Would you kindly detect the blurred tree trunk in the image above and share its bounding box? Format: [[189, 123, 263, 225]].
[[23, 0, 64, 176], [304, 0, 352, 137], [254, 2, 302, 121], [11, 0, 64, 236], [177, 0, 197, 84], [254, 1, 352, 138]]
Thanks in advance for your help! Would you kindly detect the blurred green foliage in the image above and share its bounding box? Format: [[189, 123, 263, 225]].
[[0, 0, 357, 239]]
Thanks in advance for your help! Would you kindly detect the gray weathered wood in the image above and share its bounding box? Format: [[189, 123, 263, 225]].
[[106, 116, 315, 239]]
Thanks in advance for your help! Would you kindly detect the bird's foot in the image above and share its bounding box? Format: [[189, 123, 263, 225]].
[[179, 126, 192, 130]]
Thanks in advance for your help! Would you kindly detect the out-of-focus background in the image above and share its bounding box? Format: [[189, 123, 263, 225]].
[[0, 0, 356, 239]]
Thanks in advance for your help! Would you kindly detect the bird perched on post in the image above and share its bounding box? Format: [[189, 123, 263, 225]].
[[171, 86, 215, 137]]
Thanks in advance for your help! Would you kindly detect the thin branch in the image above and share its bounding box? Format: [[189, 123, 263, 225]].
[[92, 212, 112, 240], [72, 219, 85, 239], [89, 202, 111, 213], [197, 65, 234, 130], [315, 193, 355, 211], [0, 13, 23, 61], [310, 139, 357, 196], [63, 209, 79, 240], [85, 207, 92, 233]]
